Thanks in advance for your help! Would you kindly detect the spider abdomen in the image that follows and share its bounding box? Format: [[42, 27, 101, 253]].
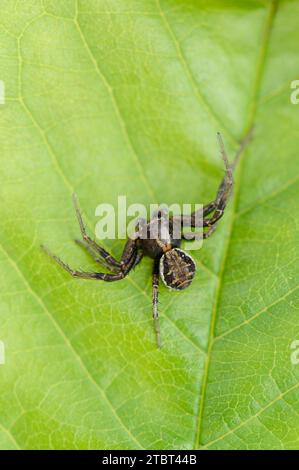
[[159, 248, 196, 291]]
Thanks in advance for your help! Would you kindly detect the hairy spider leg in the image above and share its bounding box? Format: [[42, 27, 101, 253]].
[[72, 193, 121, 269], [41, 238, 138, 282], [182, 224, 217, 241], [152, 259, 161, 349], [192, 127, 253, 229], [75, 239, 120, 272], [201, 132, 233, 228]]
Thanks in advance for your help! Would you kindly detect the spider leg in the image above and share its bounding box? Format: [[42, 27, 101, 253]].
[[152, 259, 161, 349], [41, 239, 138, 282], [76, 236, 143, 272], [191, 128, 254, 229], [72, 193, 121, 269], [202, 132, 232, 228], [132, 250, 143, 269], [202, 201, 217, 217], [182, 225, 217, 240], [75, 239, 120, 272]]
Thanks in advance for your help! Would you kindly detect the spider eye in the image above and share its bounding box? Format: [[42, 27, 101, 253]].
[[159, 248, 196, 291]]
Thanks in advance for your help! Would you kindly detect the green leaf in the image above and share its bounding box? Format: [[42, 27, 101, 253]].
[[0, 0, 298, 450]]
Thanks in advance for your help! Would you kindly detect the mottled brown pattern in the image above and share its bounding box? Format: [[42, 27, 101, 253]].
[[160, 249, 196, 291]]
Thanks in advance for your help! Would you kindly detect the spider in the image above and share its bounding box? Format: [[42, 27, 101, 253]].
[[42, 132, 252, 348]]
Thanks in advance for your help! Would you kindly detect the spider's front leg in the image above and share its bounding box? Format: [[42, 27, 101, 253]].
[[202, 132, 234, 228], [172, 134, 232, 236], [75, 239, 120, 272], [41, 238, 139, 282], [72, 193, 122, 270], [187, 128, 253, 231]]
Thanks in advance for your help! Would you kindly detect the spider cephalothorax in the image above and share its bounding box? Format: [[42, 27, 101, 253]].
[[42, 132, 252, 348], [136, 213, 196, 290]]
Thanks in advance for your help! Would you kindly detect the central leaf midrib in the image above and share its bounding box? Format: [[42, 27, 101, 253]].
[[194, 0, 279, 449]]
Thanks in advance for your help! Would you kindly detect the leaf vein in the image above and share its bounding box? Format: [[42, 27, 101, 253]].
[[0, 241, 144, 449], [156, 0, 237, 146], [194, 0, 279, 448], [74, 0, 157, 202]]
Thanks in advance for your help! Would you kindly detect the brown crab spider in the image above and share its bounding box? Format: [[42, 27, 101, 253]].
[[42, 130, 252, 348]]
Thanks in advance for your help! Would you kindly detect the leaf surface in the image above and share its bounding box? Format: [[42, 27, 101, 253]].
[[0, 0, 299, 450]]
